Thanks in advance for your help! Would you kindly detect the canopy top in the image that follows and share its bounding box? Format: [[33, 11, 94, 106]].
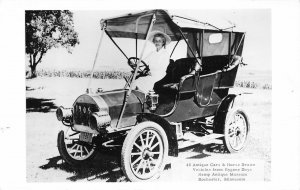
[[100, 9, 244, 41]]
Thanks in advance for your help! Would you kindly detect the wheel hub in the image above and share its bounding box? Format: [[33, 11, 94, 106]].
[[235, 127, 241, 136], [225, 112, 249, 152], [142, 148, 152, 160], [236, 129, 241, 136]]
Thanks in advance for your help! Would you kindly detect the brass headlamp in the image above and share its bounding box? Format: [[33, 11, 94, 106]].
[[146, 90, 159, 111]]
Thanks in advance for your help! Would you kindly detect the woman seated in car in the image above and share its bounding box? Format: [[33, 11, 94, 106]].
[[135, 30, 171, 93]]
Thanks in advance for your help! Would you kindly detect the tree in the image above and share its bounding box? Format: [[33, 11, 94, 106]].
[[25, 10, 79, 78]]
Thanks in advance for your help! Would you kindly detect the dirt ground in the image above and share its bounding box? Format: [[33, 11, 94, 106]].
[[26, 77, 271, 182]]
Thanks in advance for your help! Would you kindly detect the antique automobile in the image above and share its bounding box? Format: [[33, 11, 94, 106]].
[[56, 9, 249, 181]]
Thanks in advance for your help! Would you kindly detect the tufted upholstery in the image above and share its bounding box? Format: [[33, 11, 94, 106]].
[[167, 58, 199, 82], [153, 56, 242, 94], [154, 58, 199, 93]]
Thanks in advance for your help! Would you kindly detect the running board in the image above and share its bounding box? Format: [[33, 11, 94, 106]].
[[178, 132, 224, 150]]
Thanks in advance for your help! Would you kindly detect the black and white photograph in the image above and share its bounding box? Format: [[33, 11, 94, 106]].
[[0, 0, 300, 189], [25, 9, 271, 182]]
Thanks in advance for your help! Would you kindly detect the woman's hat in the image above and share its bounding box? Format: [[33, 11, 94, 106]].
[[148, 30, 171, 46]]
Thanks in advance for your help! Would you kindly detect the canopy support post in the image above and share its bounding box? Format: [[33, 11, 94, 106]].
[[87, 28, 105, 92], [228, 31, 232, 67], [135, 33, 138, 59], [229, 33, 245, 64], [115, 14, 156, 130], [178, 29, 202, 69], [200, 29, 204, 63], [170, 36, 182, 57], [106, 31, 129, 60]]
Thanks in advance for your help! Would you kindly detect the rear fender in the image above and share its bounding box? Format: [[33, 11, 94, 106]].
[[137, 113, 178, 157], [213, 94, 238, 133]]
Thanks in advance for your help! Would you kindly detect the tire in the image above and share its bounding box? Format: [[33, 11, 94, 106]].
[[223, 104, 250, 153], [121, 121, 169, 181], [57, 129, 97, 166]]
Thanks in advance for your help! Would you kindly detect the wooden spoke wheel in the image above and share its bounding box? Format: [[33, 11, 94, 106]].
[[57, 129, 96, 166], [121, 121, 168, 181]]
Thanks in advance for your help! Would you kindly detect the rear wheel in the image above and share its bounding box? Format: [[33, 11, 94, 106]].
[[121, 121, 169, 181], [57, 129, 97, 166], [223, 106, 250, 153]]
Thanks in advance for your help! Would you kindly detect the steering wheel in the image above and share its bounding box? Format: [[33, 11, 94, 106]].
[[127, 57, 150, 78]]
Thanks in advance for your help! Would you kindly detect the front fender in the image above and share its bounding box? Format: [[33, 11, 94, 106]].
[[137, 113, 178, 157]]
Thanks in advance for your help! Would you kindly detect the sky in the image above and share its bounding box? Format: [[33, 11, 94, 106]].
[[32, 9, 271, 72]]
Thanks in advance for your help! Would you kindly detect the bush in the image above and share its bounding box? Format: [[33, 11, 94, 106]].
[[35, 69, 271, 90], [262, 83, 272, 90], [235, 80, 272, 90], [36, 69, 131, 79]]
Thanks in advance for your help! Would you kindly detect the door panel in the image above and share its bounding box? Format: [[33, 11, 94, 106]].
[[195, 73, 216, 106]]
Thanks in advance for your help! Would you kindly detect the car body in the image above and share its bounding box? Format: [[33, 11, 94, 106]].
[[56, 9, 250, 181]]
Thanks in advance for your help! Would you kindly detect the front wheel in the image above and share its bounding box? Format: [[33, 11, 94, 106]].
[[57, 129, 97, 166], [223, 108, 250, 153], [121, 121, 169, 181]]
